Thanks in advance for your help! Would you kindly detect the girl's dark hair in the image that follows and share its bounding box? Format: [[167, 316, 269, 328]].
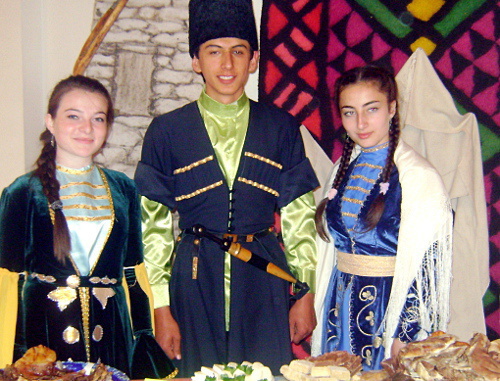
[[33, 75, 114, 262], [316, 65, 401, 241]]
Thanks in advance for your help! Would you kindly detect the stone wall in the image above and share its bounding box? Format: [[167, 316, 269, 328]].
[[87, 0, 203, 178]]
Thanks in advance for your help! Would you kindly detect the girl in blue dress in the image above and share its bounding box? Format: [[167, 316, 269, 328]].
[[311, 66, 453, 370]]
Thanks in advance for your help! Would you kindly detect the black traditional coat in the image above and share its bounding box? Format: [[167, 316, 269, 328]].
[[135, 100, 319, 376], [0, 168, 175, 379]]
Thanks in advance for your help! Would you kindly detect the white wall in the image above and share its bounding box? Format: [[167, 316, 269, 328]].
[[0, 0, 94, 189], [0, 0, 25, 190], [0, 0, 262, 189]]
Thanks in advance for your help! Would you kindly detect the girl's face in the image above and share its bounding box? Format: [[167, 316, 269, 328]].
[[339, 81, 396, 148], [45, 89, 109, 168]]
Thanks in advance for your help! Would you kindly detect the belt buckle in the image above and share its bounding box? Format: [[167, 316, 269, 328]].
[[223, 233, 238, 243]]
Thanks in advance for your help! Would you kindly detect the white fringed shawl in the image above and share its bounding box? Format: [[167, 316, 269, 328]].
[[311, 140, 453, 359]]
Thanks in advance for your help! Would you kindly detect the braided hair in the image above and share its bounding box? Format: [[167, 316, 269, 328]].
[[32, 75, 114, 262], [316, 65, 401, 241]]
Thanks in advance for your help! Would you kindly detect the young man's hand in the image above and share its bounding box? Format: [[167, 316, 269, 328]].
[[154, 306, 182, 360], [289, 292, 317, 344]]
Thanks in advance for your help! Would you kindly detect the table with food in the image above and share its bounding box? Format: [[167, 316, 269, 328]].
[[3, 331, 500, 381]]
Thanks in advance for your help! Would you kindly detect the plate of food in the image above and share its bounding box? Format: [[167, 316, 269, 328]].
[[0, 345, 129, 381], [58, 361, 129, 381]]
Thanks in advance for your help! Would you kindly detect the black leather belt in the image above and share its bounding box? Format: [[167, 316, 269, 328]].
[[182, 226, 273, 243]]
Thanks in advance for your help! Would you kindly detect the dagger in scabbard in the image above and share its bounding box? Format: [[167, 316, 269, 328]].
[[190, 224, 310, 300]]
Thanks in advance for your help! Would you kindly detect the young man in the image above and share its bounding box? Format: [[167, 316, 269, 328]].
[[134, 0, 319, 376]]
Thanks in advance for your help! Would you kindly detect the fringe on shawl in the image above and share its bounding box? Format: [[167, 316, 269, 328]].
[[381, 196, 453, 358]]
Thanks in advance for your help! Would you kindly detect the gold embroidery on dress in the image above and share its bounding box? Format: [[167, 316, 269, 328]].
[[244, 152, 283, 169], [92, 325, 104, 342], [31, 273, 56, 283], [237, 177, 279, 197], [61, 193, 108, 200], [342, 197, 364, 205], [89, 276, 117, 285], [60, 182, 105, 189], [48, 287, 77, 311], [342, 212, 357, 218], [345, 186, 370, 194], [66, 215, 113, 222], [373, 336, 383, 348], [356, 285, 377, 336], [355, 163, 383, 170], [66, 275, 81, 288], [79, 287, 91, 362], [87, 167, 115, 276], [63, 326, 80, 344], [175, 180, 224, 201], [360, 141, 389, 153], [93, 288, 116, 309], [57, 165, 94, 175], [63, 204, 112, 211], [363, 347, 373, 366], [350, 175, 376, 184], [173, 156, 214, 174]]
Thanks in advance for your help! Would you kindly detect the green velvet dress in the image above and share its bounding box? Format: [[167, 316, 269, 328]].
[[0, 165, 176, 379]]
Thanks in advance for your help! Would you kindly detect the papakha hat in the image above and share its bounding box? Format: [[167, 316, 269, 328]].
[[189, 0, 259, 57]]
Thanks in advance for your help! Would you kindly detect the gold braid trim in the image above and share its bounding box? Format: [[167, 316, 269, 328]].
[[175, 180, 223, 201], [61, 192, 108, 200], [56, 165, 94, 175], [342, 197, 364, 205], [79, 287, 91, 362], [173, 156, 214, 174], [355, 162, 383, 170], [360, 141, 389, 152], [244, 152, 283, 169], [342, 212, 357, 218], [60, 182, 105, 189], [65, 215, 113, 222], [350, 175, 376, 184], [237, 177, 279, 197], [345, 186, 370, 194]]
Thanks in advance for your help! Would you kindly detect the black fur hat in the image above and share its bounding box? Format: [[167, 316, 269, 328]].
[[189, 0, 259, 57]]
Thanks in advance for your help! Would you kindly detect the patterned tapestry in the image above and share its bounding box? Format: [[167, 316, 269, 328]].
[[258, 0, 499, 351]]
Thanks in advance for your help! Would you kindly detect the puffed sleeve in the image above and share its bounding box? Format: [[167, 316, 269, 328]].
[[0, 177, 31, 366]]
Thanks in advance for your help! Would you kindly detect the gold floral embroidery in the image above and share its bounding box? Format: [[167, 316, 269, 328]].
[[365, 311, 375, 326]]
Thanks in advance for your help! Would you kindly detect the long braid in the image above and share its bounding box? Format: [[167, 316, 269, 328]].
[[33, 130, 71, 263], [363, 115, 400, 231], [315, 137, 355, 242]]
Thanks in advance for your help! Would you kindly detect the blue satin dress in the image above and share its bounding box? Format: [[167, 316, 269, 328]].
[[323, 144, 420, 370]]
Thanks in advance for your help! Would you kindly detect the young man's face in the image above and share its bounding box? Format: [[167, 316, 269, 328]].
[[192, 37, 259, 104]]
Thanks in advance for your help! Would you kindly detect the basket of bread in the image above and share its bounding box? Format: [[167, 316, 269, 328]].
[[279, 331, 500, 380]]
